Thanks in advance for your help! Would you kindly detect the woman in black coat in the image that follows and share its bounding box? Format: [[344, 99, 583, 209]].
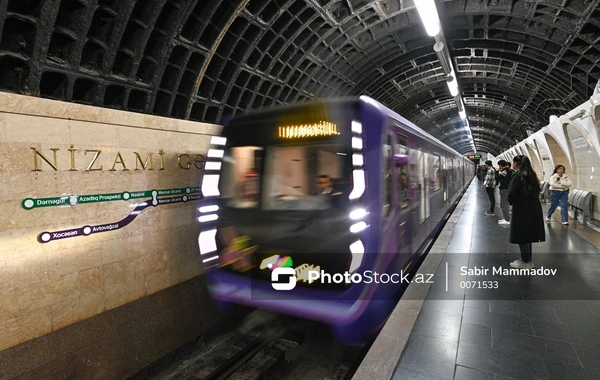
[[507, 155, 545, 269]]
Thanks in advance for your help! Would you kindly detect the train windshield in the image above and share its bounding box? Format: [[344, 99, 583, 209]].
[[206, 103, 358, 288], [220, 142, 348, 211]]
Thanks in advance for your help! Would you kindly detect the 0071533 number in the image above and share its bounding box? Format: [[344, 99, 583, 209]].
[[459, 280, 498, 289]]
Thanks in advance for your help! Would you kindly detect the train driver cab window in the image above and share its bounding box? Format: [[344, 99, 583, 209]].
[[383, 134, 393, 218], [220, 144, 346, 211], [396, 138, 408, 208], [433, 154, 442, 191], [262, 144, 344, 211]]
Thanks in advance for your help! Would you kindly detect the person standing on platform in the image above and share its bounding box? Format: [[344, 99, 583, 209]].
[[496, 160, 512, 225], [508, 155, 545, 269], [478, 165, 486, 182], [483, 160, 496, 216], [546, 164, 573, 225]]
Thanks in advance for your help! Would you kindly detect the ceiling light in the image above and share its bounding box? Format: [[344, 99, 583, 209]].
[[447, 77, 459, 96], [415, 0, 440, 36]]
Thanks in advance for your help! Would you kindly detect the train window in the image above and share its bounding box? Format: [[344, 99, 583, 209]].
[[220, 143, 347, 211], [433, 154, 441, 191], [383, 134, 392, 218], [398, 166, 408, 208], [220, 146, 264, 208], [396, 139, 407, 155], [263, 144, 344, 210], [396, 137, 408, 208]]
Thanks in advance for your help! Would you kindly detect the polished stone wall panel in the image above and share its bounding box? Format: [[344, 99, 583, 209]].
[[0, 92, 221, 378]]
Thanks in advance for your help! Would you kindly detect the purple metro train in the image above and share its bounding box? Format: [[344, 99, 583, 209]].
[[197, 96, 474, 343]]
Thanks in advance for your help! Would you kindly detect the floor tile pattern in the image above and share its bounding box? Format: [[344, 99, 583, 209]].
[[393, 181, 600, 380]]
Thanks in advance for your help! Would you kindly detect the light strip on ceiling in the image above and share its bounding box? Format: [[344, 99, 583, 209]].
[[415, 0, 441, 36], [416, 0, 476, 153]]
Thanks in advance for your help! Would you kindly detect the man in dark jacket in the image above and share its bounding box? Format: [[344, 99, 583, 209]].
[[496, 160, 513, 225], [483, 160, 496, 216]]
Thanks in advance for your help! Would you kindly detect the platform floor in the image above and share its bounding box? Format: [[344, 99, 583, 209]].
[[354, 179, 600, 380]]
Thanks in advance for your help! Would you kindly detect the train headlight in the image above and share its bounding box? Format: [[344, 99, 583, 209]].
[[199, 205, 219, 213], [352, 137, 363, 150], [198, 228, 217, 255], [352, 154, 363, 167], [349, 208, 367, 220], [204, 161, 222, 171], [210, 136, 227, 145], [349, 240, 365, 273], [202, 255, 218, 264], [349, 170, 365, 200], [207, 149, 224, 158], [201, 174, 220, 197], [350, 221, 368, 233], [197, 214, 218, 223]]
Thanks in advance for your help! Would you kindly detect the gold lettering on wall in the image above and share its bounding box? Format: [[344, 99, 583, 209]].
[[193, 155, 205, 169], [68, 145, 77, 171], [31, 147, 59, 171], [134, 152, 154, 170], [178, 154, 191, 169], [159, 150, 165, 170], [110, 152, 129, 171], [85, 150, 103, 171], [29, 147, 205, 171]]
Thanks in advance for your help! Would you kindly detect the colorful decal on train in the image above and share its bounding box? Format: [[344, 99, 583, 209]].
[[217, 226, 258, 272]]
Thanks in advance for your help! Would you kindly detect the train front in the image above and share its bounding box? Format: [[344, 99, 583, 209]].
[[197, 101, 377, 331]]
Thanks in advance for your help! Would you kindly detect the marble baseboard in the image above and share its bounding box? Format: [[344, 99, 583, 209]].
[[0, 275, 220, 380]]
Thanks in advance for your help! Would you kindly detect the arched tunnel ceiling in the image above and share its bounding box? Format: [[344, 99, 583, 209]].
[[1, 0, 599, 155]]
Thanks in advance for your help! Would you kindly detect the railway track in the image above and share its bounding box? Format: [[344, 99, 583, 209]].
[[199, 311, 301, 380], [129, 309, 369, 380]]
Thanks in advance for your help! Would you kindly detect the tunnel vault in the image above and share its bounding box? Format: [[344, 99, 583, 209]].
[[1, 0, 599, 155]]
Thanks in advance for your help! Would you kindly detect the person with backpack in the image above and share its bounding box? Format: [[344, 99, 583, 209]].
[[483, 160, 496, 216]]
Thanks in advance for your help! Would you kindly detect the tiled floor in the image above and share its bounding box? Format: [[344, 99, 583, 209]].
[[392, 181, 600, 380]]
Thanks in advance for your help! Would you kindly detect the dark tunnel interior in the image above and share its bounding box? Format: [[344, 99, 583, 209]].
[[0, 0, 599, 155]]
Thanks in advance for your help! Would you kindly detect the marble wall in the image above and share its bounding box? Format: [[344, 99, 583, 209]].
[[0, 92, 221, 352]]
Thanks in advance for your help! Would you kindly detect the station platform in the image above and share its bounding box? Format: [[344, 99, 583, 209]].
[[353, 179, 600, 380]]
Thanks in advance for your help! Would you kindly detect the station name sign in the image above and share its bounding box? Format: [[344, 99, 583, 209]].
[[466, 154, 481, 159], [30, 146, 205, 171]]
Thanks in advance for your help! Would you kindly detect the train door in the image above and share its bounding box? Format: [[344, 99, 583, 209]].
[[418, 147, 430, 223], [395, 134, 411, 252], [381, 132, 398, 255], [442, 156, 448, 202], [408, 141, 420, 249], [448, 158, 454, 197]]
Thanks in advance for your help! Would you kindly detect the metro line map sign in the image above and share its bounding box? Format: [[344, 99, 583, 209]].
[[22, 187, 202, 243], [22, 187, 200, 209]]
